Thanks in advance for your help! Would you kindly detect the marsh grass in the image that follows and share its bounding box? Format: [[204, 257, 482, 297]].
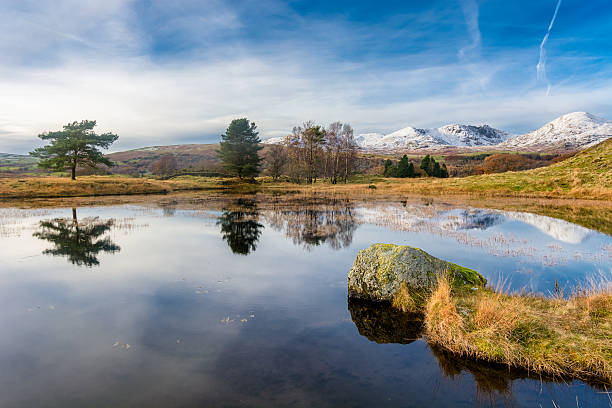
[[0, 175, 219, 199], [1, 139, 610, 200], [424, 275, 612, 384]]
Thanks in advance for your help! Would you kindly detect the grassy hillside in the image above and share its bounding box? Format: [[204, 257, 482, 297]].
[[383, 138, 611, 200], [104, 144, 223, 176], [0, 153, 40, 175], [0, 139, 609, 201]]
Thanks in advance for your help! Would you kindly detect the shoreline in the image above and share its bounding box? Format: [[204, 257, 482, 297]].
[[0, 173, 610, 201]]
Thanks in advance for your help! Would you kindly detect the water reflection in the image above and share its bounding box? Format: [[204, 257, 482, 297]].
[[33, 208, 120, 267], [159, 200, 178, 217], [347, 298, 423, 344], [217, 198, 264, 255], [348, 299, 584, 405], [265, 198, 358, 250], [0, 198, 609, 407]]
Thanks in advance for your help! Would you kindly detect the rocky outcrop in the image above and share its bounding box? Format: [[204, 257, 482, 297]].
[[347, 244, 486, 308]]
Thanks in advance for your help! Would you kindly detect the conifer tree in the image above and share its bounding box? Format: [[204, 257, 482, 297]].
[[396, 155, 410, 177], [30, 120, 118, 180], [217, 119, 263, 179]]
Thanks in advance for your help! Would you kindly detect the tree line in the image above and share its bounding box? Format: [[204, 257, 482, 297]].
[[218, 118, 359, 183], [383, 154, 448, 178], [28, 117, 451, 181]]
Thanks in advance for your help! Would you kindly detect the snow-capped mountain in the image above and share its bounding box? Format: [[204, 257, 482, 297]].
[[499, 112, 612, 150], [262, 136, 286, 145], [355, 124, 511, 150], [262, 112, 612, 151]]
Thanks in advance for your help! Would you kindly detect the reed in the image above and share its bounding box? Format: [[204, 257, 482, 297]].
[[424, 275, 612, 384]]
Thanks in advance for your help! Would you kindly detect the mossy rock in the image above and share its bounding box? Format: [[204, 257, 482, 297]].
[[347, 244, 486, 306]]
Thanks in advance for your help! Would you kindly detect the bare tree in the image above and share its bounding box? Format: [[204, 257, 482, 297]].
[[264, 144, 287, 180], [302, 122, 326, 184], [283, 121, 357, 184], [325, 122, 343, 184], [151, 154, 178, 176], [284, 122, 325, 184], [339, 123, 358, 182], [284, 129, 306, 183]]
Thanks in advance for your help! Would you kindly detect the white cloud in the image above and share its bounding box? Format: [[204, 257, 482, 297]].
[[0, 0, 611, 153]]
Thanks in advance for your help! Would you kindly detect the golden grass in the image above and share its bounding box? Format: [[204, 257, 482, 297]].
[[392, 282, 419, 313], [0, 175, 222, 199], [1, 139, 610, 200], [424, 276, 612, 384]]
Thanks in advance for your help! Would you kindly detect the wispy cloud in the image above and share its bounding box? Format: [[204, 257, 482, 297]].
[[537, 0, 563, 96], [0, 0, 610, 153], [458, 0, 482, 60]]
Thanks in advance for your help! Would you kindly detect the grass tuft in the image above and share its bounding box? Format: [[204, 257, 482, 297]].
[[424, 277, 612, 384]]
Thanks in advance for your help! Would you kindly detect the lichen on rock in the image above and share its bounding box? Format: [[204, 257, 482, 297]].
[[347, 243, 486, 309]]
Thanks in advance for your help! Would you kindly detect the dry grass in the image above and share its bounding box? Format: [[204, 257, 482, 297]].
[[1, 139, 610, 200], [0, 175, 222, 199], [392, 283, 419, 313], [424, 276, 612, 384]]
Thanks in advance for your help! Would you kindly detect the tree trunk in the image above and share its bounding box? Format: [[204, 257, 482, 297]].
[[71, 166, 76, 180], [72, 208, 77, 224]]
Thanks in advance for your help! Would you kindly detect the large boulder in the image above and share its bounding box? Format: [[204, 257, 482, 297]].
[[348, 244, 486, 308]]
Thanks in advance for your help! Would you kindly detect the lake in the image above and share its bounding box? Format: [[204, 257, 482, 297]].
[[0, 194, 610, 407]]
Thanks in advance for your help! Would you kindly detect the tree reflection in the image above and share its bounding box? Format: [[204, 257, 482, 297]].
[[264, 198, 357, 250], [217, 199, 263, 255], [33, 208, 120, 267]]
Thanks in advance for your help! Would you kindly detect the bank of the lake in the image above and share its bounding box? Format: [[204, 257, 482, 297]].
[[348, 244, 612, 385], [1, 138, 610, 200]]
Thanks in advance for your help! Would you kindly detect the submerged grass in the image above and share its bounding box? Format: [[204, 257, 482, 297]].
[[424, 276, 612, 385]]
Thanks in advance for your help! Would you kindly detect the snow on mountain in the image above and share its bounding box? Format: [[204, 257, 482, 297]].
[[499, 112, 612, 150], [355, 124, 511, 150], [501, 211, 593, 244], [261, 112, 612, 151], [262, 136, 286, 145]]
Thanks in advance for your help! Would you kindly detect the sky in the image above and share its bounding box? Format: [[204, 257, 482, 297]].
[[1, 0, 612, 153]]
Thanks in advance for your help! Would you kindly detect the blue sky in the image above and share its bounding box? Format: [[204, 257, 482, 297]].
[[1, 0, 611, 153]]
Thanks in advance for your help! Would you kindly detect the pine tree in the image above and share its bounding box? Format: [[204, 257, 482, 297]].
[[397, 155, 410, 177], [407, 162, 416, 178], [217, 119, 263, 179], [30, 120, 118, 180], [383, 159, 394, 177], [439, 163, 449, 178], [433, 161, 441, 177], [420, 155, 432, 176]]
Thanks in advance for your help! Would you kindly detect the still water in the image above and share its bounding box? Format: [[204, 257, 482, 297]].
[[0, 196, 610, 407]]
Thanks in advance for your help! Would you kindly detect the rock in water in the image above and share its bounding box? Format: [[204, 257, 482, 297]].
[[347, 244, 486, 306]]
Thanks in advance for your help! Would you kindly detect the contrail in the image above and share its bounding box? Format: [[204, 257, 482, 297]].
[[537, 0, 562, 96], [458, 0, 481, 59]]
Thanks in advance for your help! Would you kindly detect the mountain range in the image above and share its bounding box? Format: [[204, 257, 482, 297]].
[[264, 112, 612, 152]]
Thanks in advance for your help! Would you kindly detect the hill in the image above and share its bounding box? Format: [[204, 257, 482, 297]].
[[104, 144, 223, 176], [0, 153, 39, 175], [500, 112, 612, 151], [263, 112, 612, 153], [354, 124, 510, 150], [388, 137, 612, 200]]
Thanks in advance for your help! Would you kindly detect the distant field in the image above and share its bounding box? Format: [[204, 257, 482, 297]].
[[0, 153, 40, 176]]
